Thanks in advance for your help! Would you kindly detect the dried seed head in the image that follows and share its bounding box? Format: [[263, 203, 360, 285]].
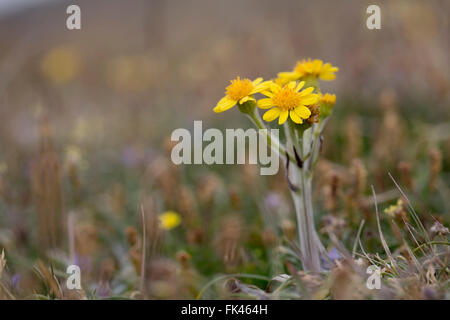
[[186, 228, 204, 245], [125, 226, 140, 247], [100, 258, 117, 282], [330, 260, 366, 300], [373, 90, 404, 178], [75, 223, 99, 257], [196, 173, 222, 207], [430, 221, 449, 237], [215, 215, 244, 268], [323, 170, 341, 212], [177, 186, 198, 228], [31, 121, 65, 251], [281, 219, 296, 240], [228, 186, 241, 210], [262, 228, 278, 247], [398, 161, 414, 190], [345, 116, 363, 161], [429, 148, 442, 191], [349, 159, 367, 196], [147, 156, 179, 207], [142, 197, 163, 256], [176, 251, 191, 269]]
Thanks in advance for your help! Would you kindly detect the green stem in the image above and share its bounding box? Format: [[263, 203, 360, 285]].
[[286, 121, 323, 273], [246, 109, 294, 163]]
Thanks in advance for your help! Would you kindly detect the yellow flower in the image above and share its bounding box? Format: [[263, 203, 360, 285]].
[[319, 93, 336, 118], [257, 81, 318, 125], [159, 211, 181, 230], [214, 77, 271, 113], [384, 199, 405, 218], [319, 93, 336, 106], [278, 59, 338, 82], [40, 45, 81, 85]]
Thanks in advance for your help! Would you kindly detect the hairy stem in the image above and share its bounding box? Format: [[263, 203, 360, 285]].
[[286, 122, 323, 273], [246, 109, 294, 163]]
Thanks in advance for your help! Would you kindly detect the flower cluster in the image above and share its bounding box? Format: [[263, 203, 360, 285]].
[[213, 59, 338, 273], [213, 59, 338, 125]]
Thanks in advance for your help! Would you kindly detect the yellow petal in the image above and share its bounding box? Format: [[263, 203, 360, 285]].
[[215, 96, 236, 112], [270, 82, 281, 93], [296, 81, 305, 92], [319, 72, 336, 80], [252, 77, 263, 86], [251, 80, 272, 94], [323, 63, 338, 73], [312, 59, 323, 73], [277, 71, 297, 79], [239, 96, 255, 104], [294, 106, 312, 119], [257, 98, 274, 109], [289, 110, 303, 124], [278, 110, 289, 125], [261, 90, 273, 97], [288, 81, 297, 89], [303, 62, 313, 73], [299, 87, 315, 96], [263, 107, 281, 122], [301, 94, 319, 105]]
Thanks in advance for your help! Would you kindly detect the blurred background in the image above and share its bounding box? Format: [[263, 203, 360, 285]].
[[0, 0, 448, 299]]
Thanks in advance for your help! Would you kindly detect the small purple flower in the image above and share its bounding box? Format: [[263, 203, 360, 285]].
[[264, 192, 281, 211], [120, 146, 144, 168], [75, 254, 91, 272], [12, 273, 20, 290], [321, 247, 343, 270], [97, 281, 111, 298]]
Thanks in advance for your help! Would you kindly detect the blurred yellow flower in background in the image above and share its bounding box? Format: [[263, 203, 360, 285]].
[[40, 45, 81, 85], [384, 199, 405, 218], [319, 93, 336, 106], [159, 211, 181, 230], [0, 162, 7, 175], [257, 81, 318, 124], [319, 93, 336, 118], [278, 59, 338, 82], [213, 77, 271, 113], [105, 55, 156, 93]]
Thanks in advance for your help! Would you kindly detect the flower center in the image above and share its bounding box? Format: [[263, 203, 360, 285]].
[[226, 77, 254, 101], [272, 86, 302, 111]]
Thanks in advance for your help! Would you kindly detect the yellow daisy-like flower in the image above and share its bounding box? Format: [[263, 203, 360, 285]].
[[257, 81, 318, 125], [318, 93, 336, 118], [213, 77, 271, 113], [278, 59, 338, 82], [159, 211, 181, 230], [319, 93, 336, 106]]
